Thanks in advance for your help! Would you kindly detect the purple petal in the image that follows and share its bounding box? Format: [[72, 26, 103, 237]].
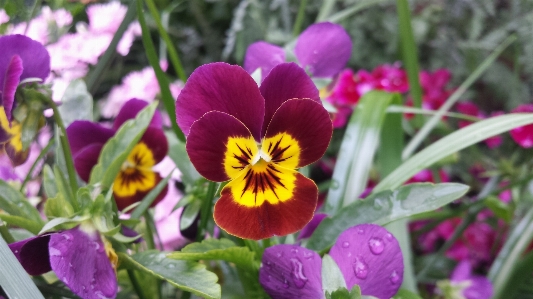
[[140, 126, 168, 164], [260, 63, 320, 137], [294, 22, 352, 78], [463, 276, 493, 299], [259, 244, 323, 299], [329, 224, 403, 299], [243, 41, 285, 80], [175, 62, 265, 141], [49, 227, 117, 299], [113, 98, 163, 130], [0, 35, 50, 89], [73, 143, 104, 182], [298, 213, 327, 240], [66, 121, 114, 157], [451, 260, 472, 282], [8, 234, 52, 275], [2, 55, 23, 120]]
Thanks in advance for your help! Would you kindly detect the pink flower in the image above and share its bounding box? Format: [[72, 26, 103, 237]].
[[455, 102, 503, 149], [0, 9, 9, 24], [8, 7, 72, 45], [419, 69, 453, 111], [510, 104, 533, 148], [371, 63, 409, 93]]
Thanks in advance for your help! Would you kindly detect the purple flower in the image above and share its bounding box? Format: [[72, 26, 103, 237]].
[[244, 22, 352, 80], [0, 34, 50, 166], [9, 225, 118, 299], [66, 99, 169, 210], [437, 261, 493, 299], [260, 224, 404, 299]]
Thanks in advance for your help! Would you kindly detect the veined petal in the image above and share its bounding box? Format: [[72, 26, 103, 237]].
[[294, 22, 352, 78], [4, 120, 29, 166], [49, 226, 117, 299], [260, 63, 320, 137], [243, 41, 285, 80], [259, 244, 324, 299], [140, 126, 168, 164], [73, 143, 103, 182], [66, 121, 114, 157], [263, 99, 332, 168], [113, 98, 163, 130], [2, 55, 23, 119], [176, 62, 265, 141], [329, 224, 403, 299], [0, 35, 50, 88], [187, 111, 258, 182], [8, 234, 52, 275], [114, 170, 167, 210], [214, 170, 317, 240]]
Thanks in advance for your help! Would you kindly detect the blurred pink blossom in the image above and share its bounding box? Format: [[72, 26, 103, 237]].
[[455, 101, 503, 148], [9, 7, 72, 45], [510, 104, 533, 148], [0, 9, 9, 24]]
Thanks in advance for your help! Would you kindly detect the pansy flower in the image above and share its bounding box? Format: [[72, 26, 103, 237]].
[[0, 34, 50, 166], [437, 260, 493, 299], [9, 224, 117, 299], [260, 224, 404, 299], [66, 98, 168, 210], [176, 62, 332, 240], [244, 22, 352, 80], [510, 104, 533, 148]]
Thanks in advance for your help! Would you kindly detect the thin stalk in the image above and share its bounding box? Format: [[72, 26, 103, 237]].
[[42, 97, 79, 203], [127, 270, 150, 299], [402, 35, 516, 159], [316, 0, 337, 22], [144, 0, 187, 82], [292, 0, 308, 37], [143, 211, 156, 250], [196, 181, 217, 242], [0, 223, 15, 243], [20, 142, 52, 192], [327, 0, 391, 23], [86, 0, 137, 93], [24, 0, 42, 34]]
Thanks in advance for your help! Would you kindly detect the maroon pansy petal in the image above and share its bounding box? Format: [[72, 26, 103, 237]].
[[186, 111, 256, 182], [5, 140, 30, 167], [294, 22, 352, 78], [213, 172, 317, 240], [176, 62, 265, 141], [329, 224, 403, 299], [8, 234, 52, 275], [115, 173, 168, 211], [264, 99, 332, 167], [2, 55, 23, 120], [243, 41, 286, 80], [140, 126, 168, 164], [298, 213, 327, 240], [66, 121, 114, 157], [73, 143, 104, 182], [113, 98, 163, 130], [0, 35, 50, 87], [260, 63, 320, 138], [49, 227, 117, 299], [510, 104, 533, 148], [259, 244, 323, 299]]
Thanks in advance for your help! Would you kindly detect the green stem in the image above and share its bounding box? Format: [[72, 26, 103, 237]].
[[292, 0, 308, 37], [196, 181, 217, 242], [42, 97, 79, 203], [143, 0, 187, 82], [0, 222, 15, 243], [127, 270, 150, 299], [327, 0, 391, 23], [316, 0, 337, 22], [143, 211, 156, 250], [20, 142, 52, 192]]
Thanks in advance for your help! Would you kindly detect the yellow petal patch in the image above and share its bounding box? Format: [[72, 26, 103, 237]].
[[0, 106, 23, 152], [260, 132, 300, 169], [113, 142, 156, 197], [223, 136, 259, 179]]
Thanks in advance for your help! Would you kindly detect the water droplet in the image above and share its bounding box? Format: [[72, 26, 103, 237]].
[[290, 248, 299, 254], [265, 261, 273, 269], [330, 180, 340, 190], [62, 233, 72, 241], [374, 199, 384, 210], [62, 277, 69, 284], [14, 250, 18, 253], [265, 275, 271, 282], [69, 263, 73, 268], [92, 242, 100, 251], [352, 256, 368, 279], [342, 241, 350, 248], [368, 237, 384, 255], [357, 227, 365, 235], [384, 233, 393, 241], [49, 247, 61, 256], [303, 251, 314, 260], [82, 286, 86, 290], [276, 252, 283, 258], [290, 258, 308, 289], [389, 270, 400, 284], [283, 278, 289, 289]]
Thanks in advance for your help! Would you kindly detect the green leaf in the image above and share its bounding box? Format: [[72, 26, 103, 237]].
[[180, 197, 202, 230], [308, 183, 469, 252], [166, 131, 201, 186], [325, 91, 401, 214], [89, 102, 157, 188], [0, 214, 43, 235], [392, 289, 424, 299], [118, 251, 221, 299], [42, 164, 58, 198], [58, 79, 93, 126], [39, 215, 89, 234], [374, 113, 533, 193], [130, 171, 174, 220], [0, 180, 44, 224], [168, 238, 258, 271], [485, 196, 512, 223], [322, 254, 347, 294]]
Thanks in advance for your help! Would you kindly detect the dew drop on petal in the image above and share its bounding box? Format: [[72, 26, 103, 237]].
[[49, 247, 61, 256], [352, 256, 368, 280], [368, 237, 384, 255], [290, 248, 299, 254], [303, 251, 314, 260], [357, 227, 365, 235], [390, 270, 400, 284], [385, 233, 394, 241], [342, 241, 350, 248], [265, 261, 272, 269], [283, 278, 289, 289], [290, 258, 308, 289], [276, 252, 283, 258]]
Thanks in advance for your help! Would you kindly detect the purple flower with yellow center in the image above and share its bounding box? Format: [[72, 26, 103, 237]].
[[0, 34, 50, 165], [260, 224, 404, 299], [67, 98, 168, 210], [9, 224, 118, 299], [437, 261, 493, 299], [176, 62, 332, 240], [244, 22, 352, 80]]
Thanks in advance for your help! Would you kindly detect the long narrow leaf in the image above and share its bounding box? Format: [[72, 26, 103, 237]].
[[327, 0, 391, 23]]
